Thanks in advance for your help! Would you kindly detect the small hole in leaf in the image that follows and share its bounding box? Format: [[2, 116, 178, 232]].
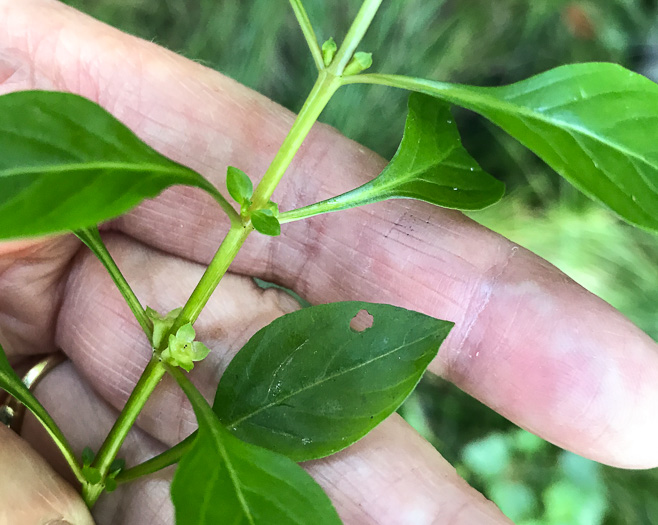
[[349, 309, 374, 332]]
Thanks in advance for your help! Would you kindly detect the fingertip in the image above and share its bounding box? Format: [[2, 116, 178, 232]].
[[0, 425, 94, 525]]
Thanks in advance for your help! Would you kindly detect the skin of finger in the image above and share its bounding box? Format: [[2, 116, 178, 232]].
[[22, 357, 511, 524], [0, 236, 80, 358], [2, 0, 658, 468], [0, 423, 94, 525]]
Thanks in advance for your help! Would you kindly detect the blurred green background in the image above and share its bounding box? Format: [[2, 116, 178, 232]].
[[60, 0, 658, 522]]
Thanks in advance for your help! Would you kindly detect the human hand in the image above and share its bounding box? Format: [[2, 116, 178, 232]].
[[1, 1, 658, 523]]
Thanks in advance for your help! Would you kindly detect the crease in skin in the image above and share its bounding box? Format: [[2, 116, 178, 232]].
[[450, 244, 520, 362]]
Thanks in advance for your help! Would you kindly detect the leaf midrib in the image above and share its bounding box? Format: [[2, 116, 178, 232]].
[[442, 82, 658, 180], [226, 332, 434, 429], [0, 160, 193, 180]]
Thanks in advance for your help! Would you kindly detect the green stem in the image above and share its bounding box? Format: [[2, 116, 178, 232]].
[[88, 4, 381, 499], [278, 192, 363, 224], [289, 0, 324, 71], [330, 0, 383, 75], [341, 72, 457, 96], [206, 188, 242, 228], [84, 357, 166, 507], [116, 433, 195, 485], [170, 224, 251, 334], [75, 227, 153, 341], [250, 71, 341, 209]]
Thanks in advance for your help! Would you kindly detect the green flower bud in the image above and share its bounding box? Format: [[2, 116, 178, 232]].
[[343, 51, 373, 76], [146, 306, 182, 350], [322, 37, 337, 67]]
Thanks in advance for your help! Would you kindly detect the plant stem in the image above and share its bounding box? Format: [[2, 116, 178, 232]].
[[75, 227, 153, 340], [90, 2, 385, 497], [289, 0, 324, 71], [250, 71, 341, 209], [278, 192, 362, 224], [170, 224, 251, 334], [330, 0, 383, 75], [84, 357, 166, 507], [116, 434, 194, 485]]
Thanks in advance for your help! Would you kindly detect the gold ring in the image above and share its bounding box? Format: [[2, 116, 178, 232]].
[[0, 352, 66, 434]]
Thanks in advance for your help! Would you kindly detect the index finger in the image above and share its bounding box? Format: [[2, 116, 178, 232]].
[[3, 0, 658, 469]]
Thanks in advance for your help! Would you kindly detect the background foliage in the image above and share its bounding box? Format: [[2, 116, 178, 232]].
[[60, 0, 658, 522]]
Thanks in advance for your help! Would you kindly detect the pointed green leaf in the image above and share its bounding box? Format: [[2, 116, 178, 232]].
[[171, 369, 341, 525], [0, 90, 226, 240], [226, 166, 254, 205], [358, 64, 658, 232], [251, 209, 281, 236], [278, 94, 504, 223], [0, 344, 83, 481], [214, 301, 452, 461], [82, 446, 95, 467]]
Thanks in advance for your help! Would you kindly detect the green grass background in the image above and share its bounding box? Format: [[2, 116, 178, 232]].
[[60, 0, 658, 523]]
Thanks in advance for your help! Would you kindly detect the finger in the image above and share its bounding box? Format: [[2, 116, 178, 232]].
[[0, 236, 80, 357], [23, 357, 511, 524], [0, 423, 93, 524], [3, 0, 658, 469]]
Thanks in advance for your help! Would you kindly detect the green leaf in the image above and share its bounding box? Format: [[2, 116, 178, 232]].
[[0, 344, 83, 481], [109, 458, 126, 476], [251, 209, 281, 236], [82, 447, 95, 466], [226, 166, 254, 205], [354, 64, 658, 232], [171, 368, 342, 525], [214, 301, 452, 461], [278, 94, 504, 223], [0, 90, 227, 240], [82, 466, 103, 485]]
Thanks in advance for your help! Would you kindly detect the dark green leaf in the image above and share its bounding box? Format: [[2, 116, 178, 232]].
[[214, 301, 452, 461], [251, 209, 281, 236], [0, 90, 223, 239], [0, 343, 82, 480], [109, 458, 126, 476], [226, 166, 254, 205], [82, 447, 95, 466], [83, 466, 102, 485], [278, 94, 504, 223], [171, 369, 341, 525], [361, 64, 658, 232], [104, 478, 118, 493]]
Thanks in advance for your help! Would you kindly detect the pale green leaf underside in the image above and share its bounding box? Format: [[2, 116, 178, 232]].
[[214, 301, 452, 461], [356, 63, 658, 232], [280, 94, 504, 222], [172, 370, 341, 525], [0, 91, 221, 239]]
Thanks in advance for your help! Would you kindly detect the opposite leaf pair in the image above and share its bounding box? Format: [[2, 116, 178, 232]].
[[227, 166, 281, 236]]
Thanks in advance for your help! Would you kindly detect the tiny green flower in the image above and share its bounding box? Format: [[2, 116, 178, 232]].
[[161, 323, 211, 372], [146, 306, 182, 350]]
